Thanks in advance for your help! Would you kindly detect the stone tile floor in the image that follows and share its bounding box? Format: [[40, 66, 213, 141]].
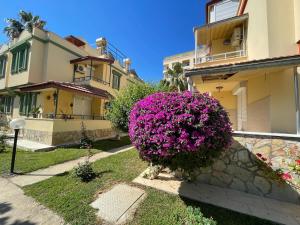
[[91, 184, 146, 224], [133, 171, 300, 225]]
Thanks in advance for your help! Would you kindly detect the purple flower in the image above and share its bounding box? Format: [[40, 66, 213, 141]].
[[129, 91, 233, 162]]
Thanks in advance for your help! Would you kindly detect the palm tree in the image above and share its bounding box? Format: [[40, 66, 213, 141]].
[[3, 10, 46, 40], [161, 62, 188, 92], [3, 18, 23, 40]]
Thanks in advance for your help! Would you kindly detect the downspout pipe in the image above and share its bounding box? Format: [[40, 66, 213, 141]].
[[294, 67, 300, 135]]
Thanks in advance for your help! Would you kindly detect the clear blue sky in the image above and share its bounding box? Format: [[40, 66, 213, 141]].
[[0, 0, 206, 82]]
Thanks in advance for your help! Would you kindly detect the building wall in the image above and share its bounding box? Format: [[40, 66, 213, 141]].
[[244, 0, 270, 60], [212, 91, 237, 130], [23, 118, 115, 145], [270, 68, 296, 134], [294, 0, 300, 43], [266, 0, 297, 57]]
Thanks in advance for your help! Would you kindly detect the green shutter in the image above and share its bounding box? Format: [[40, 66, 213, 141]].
[[10, 43, 30, 74]]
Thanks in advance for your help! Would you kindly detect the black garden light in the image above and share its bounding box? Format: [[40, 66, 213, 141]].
[[9, 118, 26, 174]]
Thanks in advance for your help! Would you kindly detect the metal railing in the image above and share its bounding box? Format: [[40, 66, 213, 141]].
[[196, 49, 247, 64], [25, 113, 106, 120], [73, 76, 110, 85]]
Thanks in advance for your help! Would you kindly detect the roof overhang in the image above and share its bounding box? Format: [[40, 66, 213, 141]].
[[20, 81, 112, 99], [185, 55, 300, 77], [194, 14, 248, 46], [65, 35, 86, 47], [70, 56, 114, 65]]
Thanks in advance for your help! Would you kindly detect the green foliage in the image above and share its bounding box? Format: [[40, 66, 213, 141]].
[[107, 82, 165, 132], [79, 122, 93, 149], [161, 62, 188, 92], [0, 134, 6, 153], [73, 160, 96, 182], [177, 206, 217, 225], [4, 10, 46, 40]]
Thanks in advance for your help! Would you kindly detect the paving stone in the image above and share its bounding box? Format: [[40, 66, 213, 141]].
[[90, 184, 145, 224], [133, 170, 300, 225]]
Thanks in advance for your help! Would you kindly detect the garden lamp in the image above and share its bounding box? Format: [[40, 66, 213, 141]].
[[9, 118, 26, 174]]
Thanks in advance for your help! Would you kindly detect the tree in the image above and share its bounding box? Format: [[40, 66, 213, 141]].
[[161, 62, 188, 92], [106, 82, 165, 132], [4, 10, 46, 40]]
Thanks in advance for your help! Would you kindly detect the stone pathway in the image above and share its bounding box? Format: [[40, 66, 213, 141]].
[[133, 171, 300, 225], [91, 184, 145, 224], [0, 177, 66, 225], [10, 145, 133, 187]]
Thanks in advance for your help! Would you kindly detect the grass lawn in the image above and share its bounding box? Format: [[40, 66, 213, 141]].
[[24, 149, 278, 225], [0, 136, 131, 175]]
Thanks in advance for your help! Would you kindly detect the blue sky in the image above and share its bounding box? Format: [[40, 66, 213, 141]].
[[0, 0, 206, 82]]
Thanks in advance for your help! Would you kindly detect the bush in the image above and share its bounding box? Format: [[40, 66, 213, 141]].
[[107, 82, 169, 132], [129, 91, 232, 173], [74, 160, 96, 182], [0, 134, 6, 153], [178, 206, 217, 225], [79, 122, 92, 149]]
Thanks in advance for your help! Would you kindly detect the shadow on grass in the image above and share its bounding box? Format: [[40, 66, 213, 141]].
[[179, 196, 279, 225]]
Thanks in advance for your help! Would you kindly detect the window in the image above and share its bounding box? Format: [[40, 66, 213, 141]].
[[19, 93, 37, 115], [0, 56, 7, 78], [112, 71, 121, 90], [182, 60, 190, 67], [0, 96, 14, 114], [11, 43, 30, 74]]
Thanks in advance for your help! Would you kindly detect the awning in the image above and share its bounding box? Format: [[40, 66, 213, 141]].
[[70, 56, 114, 65], [19, 81, 113, 99], [194, 14, 248, 46], [185, 54, 300, 77]]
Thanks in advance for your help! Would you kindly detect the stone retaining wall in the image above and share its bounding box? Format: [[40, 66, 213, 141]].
[[195, 134, 300, 204]]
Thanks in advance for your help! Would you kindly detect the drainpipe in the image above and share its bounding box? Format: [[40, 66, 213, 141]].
[[294, 67, 300, 135], [54, 89, 59, 119]]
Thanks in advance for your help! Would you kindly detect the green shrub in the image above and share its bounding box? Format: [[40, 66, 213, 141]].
[[0, 134, 6, 153], [178, 206, 217, 225], [79, 122, 92, 149], [106, 82, 168, 132], [74, 160, 96, 182]]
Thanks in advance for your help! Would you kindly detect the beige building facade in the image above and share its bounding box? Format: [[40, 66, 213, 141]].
[[186, 0, 300, 135], [0, 28, 141, 145]]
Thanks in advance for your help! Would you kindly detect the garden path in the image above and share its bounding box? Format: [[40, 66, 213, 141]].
[[0, 177, 66, 225], [9, 145, 133, 187], [133, 170, 300, 225]]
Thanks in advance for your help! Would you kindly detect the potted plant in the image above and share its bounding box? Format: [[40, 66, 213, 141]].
[[30, 106, 41, 118]]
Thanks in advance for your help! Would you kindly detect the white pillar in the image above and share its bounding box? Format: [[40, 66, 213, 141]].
[[187, 77, 194, 93]]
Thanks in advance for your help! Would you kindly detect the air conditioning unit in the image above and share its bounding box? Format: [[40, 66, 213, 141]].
[[76, 64, 85, 74], [231, 27, 242, 47]]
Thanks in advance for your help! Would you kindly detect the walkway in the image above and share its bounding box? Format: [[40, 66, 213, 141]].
[[133, 171, 300, 225], [0, 177, 65, 225], [10, 145, 133, 187]]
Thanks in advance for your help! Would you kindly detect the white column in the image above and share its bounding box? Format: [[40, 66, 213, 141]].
[[187, 77, 194, 93]]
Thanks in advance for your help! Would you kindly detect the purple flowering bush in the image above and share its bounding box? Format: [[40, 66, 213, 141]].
[[129, 91, 232, 173]]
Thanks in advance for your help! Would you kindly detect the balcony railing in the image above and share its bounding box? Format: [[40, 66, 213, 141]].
[[24, 113, 106, 120], [196, 49, 247, 64], [73, 76, 110, 85]]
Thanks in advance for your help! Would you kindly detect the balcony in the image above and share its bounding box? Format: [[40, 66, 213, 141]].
[[73, 75, 110, 86], [196, 49, 247, 64], [194, 14, 248, 67]]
